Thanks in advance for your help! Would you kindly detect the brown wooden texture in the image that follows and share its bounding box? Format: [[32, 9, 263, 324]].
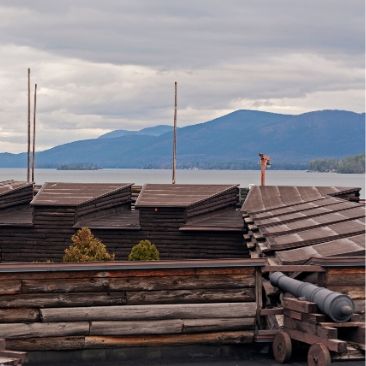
[[282, 297, 318, 314], [126, 288, 255, 304], [0, 309, 40, 323], [6, 336, 86, 351], [85, 331, 254, 348], [0, 261, 259, 351], [41, 302, 257, 322], [0, 322, 89, 339]]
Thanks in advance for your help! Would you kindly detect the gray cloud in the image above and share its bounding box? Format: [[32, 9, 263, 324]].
[[0, 0, 364, 152]]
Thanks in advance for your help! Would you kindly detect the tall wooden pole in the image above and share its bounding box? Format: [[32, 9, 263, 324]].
[[31, 83, 37, 183], [172, 81, 177, 184], [27, 68, 31, 182]]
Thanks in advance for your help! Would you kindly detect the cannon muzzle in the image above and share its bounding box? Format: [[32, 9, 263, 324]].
[[269, 271, 354, 322]]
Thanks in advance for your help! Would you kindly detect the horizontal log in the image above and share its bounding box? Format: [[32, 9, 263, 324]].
[[85, 331, 254, 348], [127, 288, 255, 305], [90, 319, 182, 336], [6, 336, 86, 351], [0, 308, 40, 323], [109, 274, 254, 291], [327, 285, 365, 300], [0, 322, 89, 339], [0, 281, 21, 295], [22, 278, 109, 293], [21, 274, 254, 293], [0, 292, 126, 308], [41, 302, 257, 322], [182, 318, 254, 333], [6, 331, 254, 351], [326, 268, 365, 286], [0, 267, 255, 281]]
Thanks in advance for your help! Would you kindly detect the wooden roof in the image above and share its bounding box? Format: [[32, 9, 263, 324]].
[[31, 182, 133, 207], [74, 210, 140, 230], [254, 199, 357, 226], [241, 185, 361, 214], [276, 234, 365, 264], [135, 184, 238, 208], [243, 184, 365, 264], [266, 217, 365, 251], [180, 208, 244, 232], [260, 206, 365, 237], [0, 180, 32, 197]]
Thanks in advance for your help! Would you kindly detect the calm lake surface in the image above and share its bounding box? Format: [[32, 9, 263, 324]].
[[1, 168, 364, 197]]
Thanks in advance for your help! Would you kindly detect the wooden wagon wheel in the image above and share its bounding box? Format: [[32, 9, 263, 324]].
[[272, 331, 292, 363], [307, 343, 331, 366]]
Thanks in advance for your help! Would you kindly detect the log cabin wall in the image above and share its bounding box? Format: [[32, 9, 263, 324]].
[[0, 183, 248, 262], [301, 259, 365, 321], [93, 229, 246, 260], [0, 259, 265, 351]]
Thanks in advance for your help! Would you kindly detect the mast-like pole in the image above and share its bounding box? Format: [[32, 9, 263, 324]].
[[27, 68, 31, 182], [172, 81, 177, 184], [31, 83, 37, 183]]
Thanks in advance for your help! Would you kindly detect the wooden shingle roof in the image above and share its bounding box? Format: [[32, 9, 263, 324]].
[[0, 180, 32, 196], [242, 185, 365, 264], [135, 184, 238, 208], [241, 185, 361, 214], [31, 182, 133, 207]]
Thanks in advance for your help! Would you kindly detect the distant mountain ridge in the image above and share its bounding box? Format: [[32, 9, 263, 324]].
[[98, 125, 174, 139], [0, 109, 364, 169]]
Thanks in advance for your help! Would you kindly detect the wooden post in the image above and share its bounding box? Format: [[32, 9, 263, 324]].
[[172, 81, 177, 184], [31, 83, 37, 183], [27, 68, 31, 183]]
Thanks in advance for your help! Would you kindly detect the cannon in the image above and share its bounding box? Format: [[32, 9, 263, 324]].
[[269, 271, 354, 322]]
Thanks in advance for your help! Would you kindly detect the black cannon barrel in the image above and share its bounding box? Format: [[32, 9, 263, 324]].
[[269, 271, 354, 322]]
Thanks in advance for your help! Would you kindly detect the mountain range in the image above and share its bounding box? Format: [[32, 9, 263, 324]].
[[0, 109, 364, 169]]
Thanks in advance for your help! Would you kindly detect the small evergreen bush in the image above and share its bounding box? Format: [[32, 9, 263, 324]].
[[128, 240, 160, 261], [63, 227, 115, 262]]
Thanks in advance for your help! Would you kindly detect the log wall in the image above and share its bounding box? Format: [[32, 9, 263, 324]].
[[0, 260, 264, 351]]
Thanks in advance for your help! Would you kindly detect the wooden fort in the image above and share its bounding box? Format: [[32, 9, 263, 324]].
[[0, 180, 364, 362], [0, 181, 245, 261]]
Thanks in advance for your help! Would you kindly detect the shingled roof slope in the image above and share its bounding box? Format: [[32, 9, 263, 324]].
[[135, 184, 238, 208], [31, 182, 133, 207]]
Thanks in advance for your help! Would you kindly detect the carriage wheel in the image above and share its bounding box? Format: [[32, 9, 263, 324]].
[[307, 343, 331, 366], [272, 331, 292, 363]]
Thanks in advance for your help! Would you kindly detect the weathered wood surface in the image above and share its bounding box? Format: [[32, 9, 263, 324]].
[[0, 322, 89, 339], [286, 328, 347, 353], [0, 292, 127, 308], [0, 281, 21, 295], [40, 302, 257, 322], [126, 288, 255, 304], [89, 318, 254, 336], [282, 297, 318, 314], [7, 331, 254, 351], [90, 319, 182, 336], [6, 336, 86, 351], [0, 266, 256, 281], [85, 331, 254, 348], [0, 309, 39, 323], [20, 274, 254, 293]]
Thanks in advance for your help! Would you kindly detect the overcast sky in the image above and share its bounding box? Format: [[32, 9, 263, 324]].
[[0, 0, 364, 153]]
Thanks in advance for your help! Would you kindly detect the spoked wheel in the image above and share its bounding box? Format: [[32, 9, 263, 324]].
[[307, 343, 331, 366], [272, 331, 292, 363]]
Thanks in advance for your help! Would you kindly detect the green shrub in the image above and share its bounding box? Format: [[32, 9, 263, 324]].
[[128, 240, 160, 261], [63, 227, 115, 263]]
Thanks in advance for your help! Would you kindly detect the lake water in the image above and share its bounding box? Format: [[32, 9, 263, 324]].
[[1, 168, 364, 197]]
